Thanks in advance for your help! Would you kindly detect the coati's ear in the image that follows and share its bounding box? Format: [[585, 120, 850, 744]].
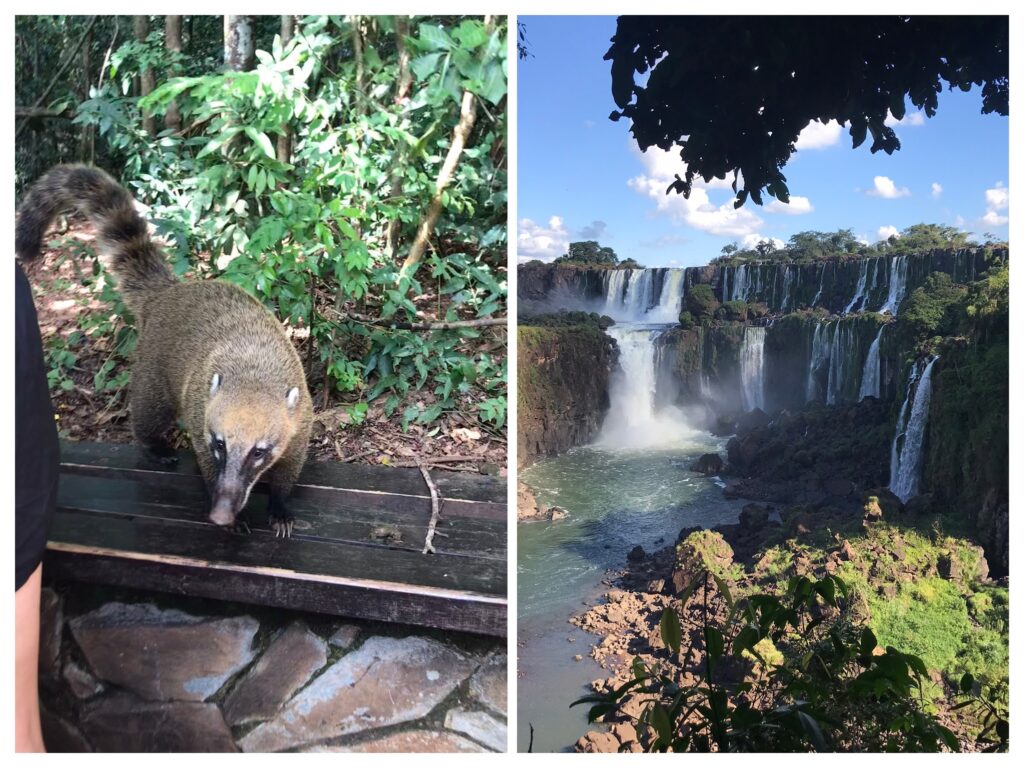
[[286, 387, 300, 409], [210, 372, 222, 396]]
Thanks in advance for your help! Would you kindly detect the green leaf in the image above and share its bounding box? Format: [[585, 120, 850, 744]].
[[660, 607, 682, 654], [796, 710, 828, 751], [959, 672, 975, 694], [244, 127, 276, 160], [411, 52, 444, 81], [418, 23, 453, 52]]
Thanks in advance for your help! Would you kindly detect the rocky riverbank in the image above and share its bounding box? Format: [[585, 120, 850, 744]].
[[566, 408, 1006, 753]]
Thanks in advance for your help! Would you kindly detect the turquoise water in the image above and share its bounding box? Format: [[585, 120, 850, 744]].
[[517, 439, 745, 752]]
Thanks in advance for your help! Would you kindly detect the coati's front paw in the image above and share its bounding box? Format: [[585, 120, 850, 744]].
[[268, 495, 295, 538], [228, 519, 251, 535], [142, 440, 179, 465]]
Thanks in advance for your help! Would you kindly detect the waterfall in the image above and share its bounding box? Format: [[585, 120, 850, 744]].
[[603, 270, 628, 315], [779, 265, 795, 312], [732, 264, 749, 302], [844, 259, 870, 313], [649, 269, 686, 322], [740, 326, 766, 412], [811, 262, 827, 307], [825, 321, 854, 405], [596, 325, 696, 449], [879, 256, 909, 315], [621, 269, 656, 317], [889, 357, 938, 501], [805, 321, 833, 402], [858, 325, 885, 400]]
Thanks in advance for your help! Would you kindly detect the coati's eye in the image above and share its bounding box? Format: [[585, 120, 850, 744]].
[[211, 435, 226, 455], [251, 446, 270, 462]]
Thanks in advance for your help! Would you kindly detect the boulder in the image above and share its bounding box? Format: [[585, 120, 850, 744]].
[[671, 530, 735, 593], [862, 496, 884, 523], [626, 545, 647, 563], [547, 506, 570, 521], [689, 453, 724, 475], [865, 487, 903, 517], [517, 482, 542, 520], [739, 503, 769, 528], [938, 553, 962, 582]]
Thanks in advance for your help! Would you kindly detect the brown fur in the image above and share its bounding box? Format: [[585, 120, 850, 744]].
[[16, 165, 312, 526]]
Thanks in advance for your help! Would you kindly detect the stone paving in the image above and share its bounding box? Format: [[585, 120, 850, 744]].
[[38, 581, 507, 753]]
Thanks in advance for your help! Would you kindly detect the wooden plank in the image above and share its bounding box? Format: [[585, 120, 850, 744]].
[[57, 473, 505, 561], [46, 512, 506, 636], [59, 441, 507, 507]]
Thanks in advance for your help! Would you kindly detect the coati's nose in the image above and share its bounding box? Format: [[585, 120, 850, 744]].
[[209, 499, 236, 527]]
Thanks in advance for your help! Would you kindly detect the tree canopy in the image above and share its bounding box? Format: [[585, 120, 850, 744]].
[[605, 16, 1008, 208], [554, 240, 620, 266]]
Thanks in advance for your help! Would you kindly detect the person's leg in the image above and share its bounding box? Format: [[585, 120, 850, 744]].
[[15, 564, 45, 752]]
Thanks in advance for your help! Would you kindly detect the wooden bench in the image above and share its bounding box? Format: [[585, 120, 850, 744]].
[[44, 442, 507, 637]]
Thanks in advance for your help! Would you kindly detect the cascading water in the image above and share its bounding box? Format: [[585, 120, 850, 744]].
[[858, 324, 885, 400], [779, 265, 795, 312], [740, 326, 766, 412], [889, 357, 938, 501], [596, 325, 695, 449], [806, 321, 834, 402], [879, 256, 909, 315], [825, 321, 853, 405], [649, 269, 686, 322], [844, 259, 870, 313], [603, 270, 628, 315], [622, 269, 656, 317]]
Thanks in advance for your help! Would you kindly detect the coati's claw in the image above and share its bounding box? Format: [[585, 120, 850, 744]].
[[269, 515, 294, 538], [142, 442, 179, 465], [229, 519, 251, 535]]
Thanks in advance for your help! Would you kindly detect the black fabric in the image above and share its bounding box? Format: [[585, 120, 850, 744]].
[[15, 264, 59, 591]]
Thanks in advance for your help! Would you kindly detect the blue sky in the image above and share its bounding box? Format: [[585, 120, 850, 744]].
[[517, 16, 1010, 268]]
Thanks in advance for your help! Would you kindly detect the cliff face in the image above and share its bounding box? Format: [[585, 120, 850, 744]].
[[924, 337, 1009, 576], [517, 325, 616, 467], [519, 248, 1005, 317]]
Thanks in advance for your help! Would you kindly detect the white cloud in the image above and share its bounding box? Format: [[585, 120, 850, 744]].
[[884, 110, 926, 127], [931, 182, 943, 198], [867, 176, 910, 199], [877, 225, 901, 241], [618, 146, 765, 237], [518, 216, 569, 263], [739, 234, 785, 250], [765, 195, 813, 215], [627, 146, 763, 237], [795, 120, 842, 150], [981, 183, 1009, 227]]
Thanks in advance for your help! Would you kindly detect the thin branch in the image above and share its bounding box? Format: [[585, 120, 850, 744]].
[[398, 15, 494, 283], [16, 15, 98, 139], [418, 461, 443, 554]]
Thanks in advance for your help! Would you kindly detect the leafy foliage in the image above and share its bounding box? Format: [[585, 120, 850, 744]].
[[606, 17, 1008, 208], [25, 15, 508, 432], [553, 240, 619, 267], [574, 572, 961, 752], [684, 283, 719, 325]]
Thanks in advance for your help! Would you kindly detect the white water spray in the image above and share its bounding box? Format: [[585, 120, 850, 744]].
[[889, 357, 938, 501], [740, 326, 766, 412], [596, 325, 697, 450], [858, 324, 885, 400]]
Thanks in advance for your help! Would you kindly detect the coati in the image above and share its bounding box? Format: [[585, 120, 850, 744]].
[[16, 165, 312, 536]]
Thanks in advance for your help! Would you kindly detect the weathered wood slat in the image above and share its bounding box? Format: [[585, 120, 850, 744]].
[[59, 441, 507, 507], [46, 441, 508, 637], [57, 473, 506, 561]]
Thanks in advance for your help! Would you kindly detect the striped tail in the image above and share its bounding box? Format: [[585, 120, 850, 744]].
[[16, 164, 176, 317]]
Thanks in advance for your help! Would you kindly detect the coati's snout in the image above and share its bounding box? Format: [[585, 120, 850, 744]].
[[204, 373, 302, 530]]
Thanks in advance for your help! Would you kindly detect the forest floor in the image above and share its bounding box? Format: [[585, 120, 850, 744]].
[[23, 222, 507, 476]]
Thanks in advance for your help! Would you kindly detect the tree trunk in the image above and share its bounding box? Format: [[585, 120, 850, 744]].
[[224, 15, 255, 71], [134, 16, 156, 135], [164, 16, 183, 133], [275, 15, 295, 163]]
